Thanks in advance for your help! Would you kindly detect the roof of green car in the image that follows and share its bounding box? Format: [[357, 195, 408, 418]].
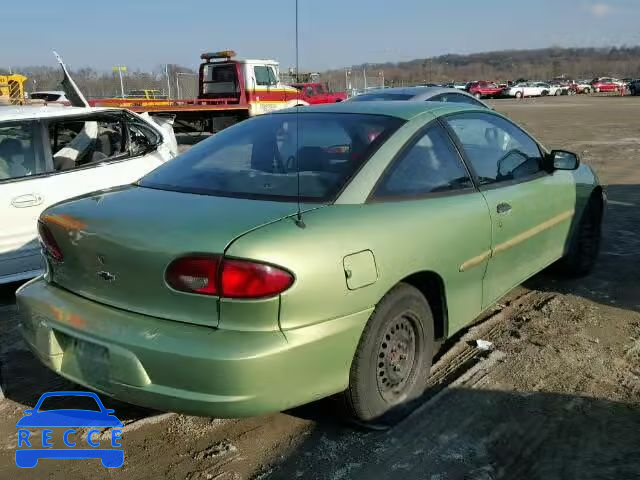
[[275, 100, 479, 120]]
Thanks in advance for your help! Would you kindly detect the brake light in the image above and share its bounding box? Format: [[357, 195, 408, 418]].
[[37, 221, 63, 262], [166, 256, 220, 295], [166, 256, 294, 299]]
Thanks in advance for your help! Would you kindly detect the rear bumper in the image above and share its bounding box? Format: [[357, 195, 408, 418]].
[[16, 277, 371, 417]]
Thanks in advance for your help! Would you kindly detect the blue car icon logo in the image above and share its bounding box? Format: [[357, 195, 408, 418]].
[[15, 391, 124, 468]]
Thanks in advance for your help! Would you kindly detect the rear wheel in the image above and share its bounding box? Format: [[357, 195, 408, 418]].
[[515, 91, 523, 98], [474, 92, 482, 99], [557, 194, 603, 277], [344, 283, 434, 424], [595, 87, 600, 93], [584, 87, 591, 94], [554, 89, 561, 96]]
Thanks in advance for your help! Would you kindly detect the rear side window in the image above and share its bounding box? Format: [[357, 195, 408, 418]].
[[0, 121, 41, 181], [30, 93, 62, 102], [444, 112, 544, 185], [373, 123, 473, 199], [48, 113, 160, 172], [348, 93, 415, 101], [432, 93, 486, 107], [140, 112, 404, 202], [202, 64, 239, 95]]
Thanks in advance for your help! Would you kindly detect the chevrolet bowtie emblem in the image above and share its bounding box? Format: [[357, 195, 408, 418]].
[[96, 271, 116, 282]]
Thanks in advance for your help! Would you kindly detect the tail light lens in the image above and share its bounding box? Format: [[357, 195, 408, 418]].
[[166, 256, 220, 295], [166, 256, 294, 299], [37, 221, 63, 262]]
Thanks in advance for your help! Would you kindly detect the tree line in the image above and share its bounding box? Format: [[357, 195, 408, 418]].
[[322, 46, 640, 90], [3, 46, 640, 96]]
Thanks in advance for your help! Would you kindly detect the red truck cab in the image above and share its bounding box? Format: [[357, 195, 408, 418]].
[[466, 81, 504, 99], [290, 82, 347, 104]]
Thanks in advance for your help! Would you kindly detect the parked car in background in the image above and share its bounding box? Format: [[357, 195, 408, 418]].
[[0, 105, 177, 284], [444, 82, 468, 90], [591, 77, 623, 93], [466, 81, 504, 99], [548, 81, 575, 96], [536, 82, 560, 96], [628, 79, 640, 96], [29, 91, 70, 105], [570, 80, 592, 94], [290, 82, 347, 104], [18, 101, 603, 424], [346, 86, 490, 108], [502, 82, 552, 98]]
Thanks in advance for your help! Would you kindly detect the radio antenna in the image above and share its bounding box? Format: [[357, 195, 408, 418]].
[[294, 0, 305, 228]]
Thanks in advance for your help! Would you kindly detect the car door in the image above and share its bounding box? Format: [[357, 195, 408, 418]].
[[443, 111, 576, 308], [369, 122, 492, 332], [0, 120, 50, 282]]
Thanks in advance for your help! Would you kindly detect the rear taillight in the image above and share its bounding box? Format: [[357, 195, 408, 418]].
[[166, 256, 220, 295], [37, 221, 63, 262], [165, 256, 294, 299]]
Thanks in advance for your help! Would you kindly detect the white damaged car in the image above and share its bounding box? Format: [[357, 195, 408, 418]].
[[1, 67, 178, 283]]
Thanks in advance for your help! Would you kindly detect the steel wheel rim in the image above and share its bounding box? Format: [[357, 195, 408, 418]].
[[376, 314, 418, 403]]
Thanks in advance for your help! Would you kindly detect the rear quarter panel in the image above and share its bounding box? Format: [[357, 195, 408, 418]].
[[224, 196, 492, 336]]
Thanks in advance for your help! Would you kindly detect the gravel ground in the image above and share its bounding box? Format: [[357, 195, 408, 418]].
[[0, 94, 639, 480]]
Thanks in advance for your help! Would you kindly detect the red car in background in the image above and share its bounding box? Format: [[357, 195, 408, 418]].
[[466, 81, 504, 99], [290, 82, 347, 104], [591, 77, 623, 93]]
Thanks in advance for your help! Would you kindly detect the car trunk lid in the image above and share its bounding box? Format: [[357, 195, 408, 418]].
[[42, 185, 304, 327]]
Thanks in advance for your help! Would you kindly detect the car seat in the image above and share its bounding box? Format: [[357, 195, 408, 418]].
[[295, 146, 327, 172]]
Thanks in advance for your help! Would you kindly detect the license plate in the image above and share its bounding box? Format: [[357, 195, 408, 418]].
[[73, 339, 110, 385]]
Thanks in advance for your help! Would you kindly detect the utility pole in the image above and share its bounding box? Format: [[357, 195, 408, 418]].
[[165, 64, 172, 99], [345, 68, 351, 93], [363, 65, 367, 92], [112, 65, 127, 98]]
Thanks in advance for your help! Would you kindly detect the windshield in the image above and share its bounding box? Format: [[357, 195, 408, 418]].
[[140, 112, 404, 202], [349, 93, 415, 101]]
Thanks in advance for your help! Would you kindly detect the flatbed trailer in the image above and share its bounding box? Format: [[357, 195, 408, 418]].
[[88, 97, 251, 133]]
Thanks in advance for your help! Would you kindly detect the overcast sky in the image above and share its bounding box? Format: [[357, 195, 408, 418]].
[[3, 0, 640, 72]]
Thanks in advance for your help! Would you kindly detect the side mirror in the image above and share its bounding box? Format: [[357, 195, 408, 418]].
[[549, 150, 580, 170]]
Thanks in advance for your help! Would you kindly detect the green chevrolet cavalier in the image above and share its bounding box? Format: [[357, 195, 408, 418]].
[[17, 101, 604, 422]]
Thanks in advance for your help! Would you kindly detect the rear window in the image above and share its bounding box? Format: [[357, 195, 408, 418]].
[[139, 112, 404, 202], [349, 93, 415, 102], [202, 64, 239, 95]]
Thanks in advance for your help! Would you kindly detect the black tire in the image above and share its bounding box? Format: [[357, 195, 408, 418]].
[[541, 90, 549, 96], [474, 92, 482, 99], [554, 89, 561, 96], [344, 283, 434, 424], [515, 91, 523, 99], [557, 194, 603, 277], [584, 87, 591, 94]]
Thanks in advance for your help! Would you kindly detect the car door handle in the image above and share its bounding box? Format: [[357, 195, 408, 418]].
[[11, 193, 43, 208], [496, 202, 512, 214]]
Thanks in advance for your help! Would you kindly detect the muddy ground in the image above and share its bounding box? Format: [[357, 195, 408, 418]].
[[1, 95, 639, 480]]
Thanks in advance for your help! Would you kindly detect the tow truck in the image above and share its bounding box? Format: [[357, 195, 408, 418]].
[[89, 51, 307, 132]]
